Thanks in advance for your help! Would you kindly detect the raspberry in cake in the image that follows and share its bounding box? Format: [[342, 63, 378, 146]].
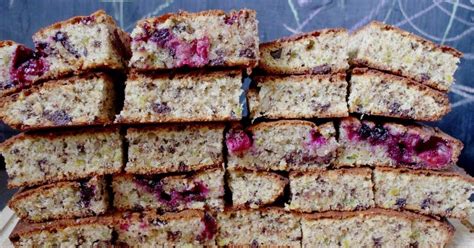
[[129, 9, 258, 70], [373, 166, 474, 219], [29, 10, 130, 82], [258, 28, 349, 75], [226, 120, 339, 171], [348, 68, 450, 121], [8, 176, 109, 222], [114, 210, 217, 247], [125, 123, 224, 174], [248, 73, 348, 120], [9, 216, 114, 247], [0, 128, 123, 188], [301, 208, 454, 247], [289, 168, 374, 212], [0, 73, 116, 130], [112, 168, 224, 212], [0, 41, 36, 97], [116, 70, 244, 123], [217, 208, 301, 247], [336, 117, 463, 170], [350, 21, 462, 92], [228, 169, 288, 208]]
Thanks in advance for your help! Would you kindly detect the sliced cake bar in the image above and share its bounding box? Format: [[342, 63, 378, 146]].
[[248, 73, 348, 120], [129, 9, 258, 70], [9, 176, 108, 222], [301, 208, 454, 248], [289, 168, 374, 212], [226, 120, 339, 171], [228, 169, 288, 208], [112, 168, 225, 212], [114, 210, 217, 247], [336, 117, 463, 170], [348, 68, 450, 121], [0, 128, 123, 188], [258, 28, 349, 75], [117, 70, 243, 123], [350, 21, 462, 92], [374, 166, 474, 219], [217, 208, 301, 247], [0, 73, 116, 130], [125, 123, 224, 174], [28, 10, 130, 82], [9, 216, 114, 247], [0, 41, 35, 97]]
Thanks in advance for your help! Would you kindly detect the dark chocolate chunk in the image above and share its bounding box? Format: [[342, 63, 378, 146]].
[[270, 48, 282, 59], [312, 64, 331, 74]]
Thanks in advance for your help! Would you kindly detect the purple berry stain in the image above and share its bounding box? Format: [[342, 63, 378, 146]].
[[134, 25, 210, 68], [226, 129, 253, 154], [79, 181, 95, 208], [344, 120, 452, 169], [135, 177, 209, 209], [196, 213, 217, 242], [305, 129, 327, 149]]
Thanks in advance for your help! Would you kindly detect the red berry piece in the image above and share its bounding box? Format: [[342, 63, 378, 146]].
[[226, 129, 253, 154]]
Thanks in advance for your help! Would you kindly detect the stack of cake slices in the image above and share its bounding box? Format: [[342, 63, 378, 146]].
[[0, 9, 472, 247]]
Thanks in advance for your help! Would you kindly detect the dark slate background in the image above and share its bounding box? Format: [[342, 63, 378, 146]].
[[0, 0, 473, 206]]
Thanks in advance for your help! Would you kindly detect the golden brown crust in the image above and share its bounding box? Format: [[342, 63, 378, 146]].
[[221, 206, 292, 215], [253, 72, 346, 84], [115, 167, 223, 181], [374, 166, 474, 183], [259, 28, 347, 49], [352, 21, 462, 58], [351, 67, 450, 121], [9, 215, 111, 241], [111, 209, 206, 224], [34, 10, 117, 37], [124, 163, 222, 175], [248, 119, 318, 132], [137, 9, 255, 28], [126, 122, 226, 134], [7, 168, 118, 189], [289, 167, 371, 178], [0, 40, 19, 48], [127, 69, 242, 81]]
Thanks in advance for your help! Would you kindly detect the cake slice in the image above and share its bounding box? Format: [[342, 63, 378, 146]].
[[374, 166, 474, 219], [228, 169, 288, 208], [116, 70, 243, 123], [348, 68, 450, 121], [9, 216, 114, 247], [301, 208, 454, 247], [350, 21, 462, 92], [112, 168, 224, 212], [114, 210, 217, 247], [336, 117, 463, 170], [258, 28, 349, 74], [248, 73, 348, 120], [9, 176, 108, 222], [289, 168, 374, 212], [26, 10, 130, 83], [217, 208, 301, 247], [126, 123, 224, 174], [0, 73, 116, 130], [0, 128, 123, 188], [226, 120, 338, 171], [129, 9, 258, 70], [0, 41, 35, 97]]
